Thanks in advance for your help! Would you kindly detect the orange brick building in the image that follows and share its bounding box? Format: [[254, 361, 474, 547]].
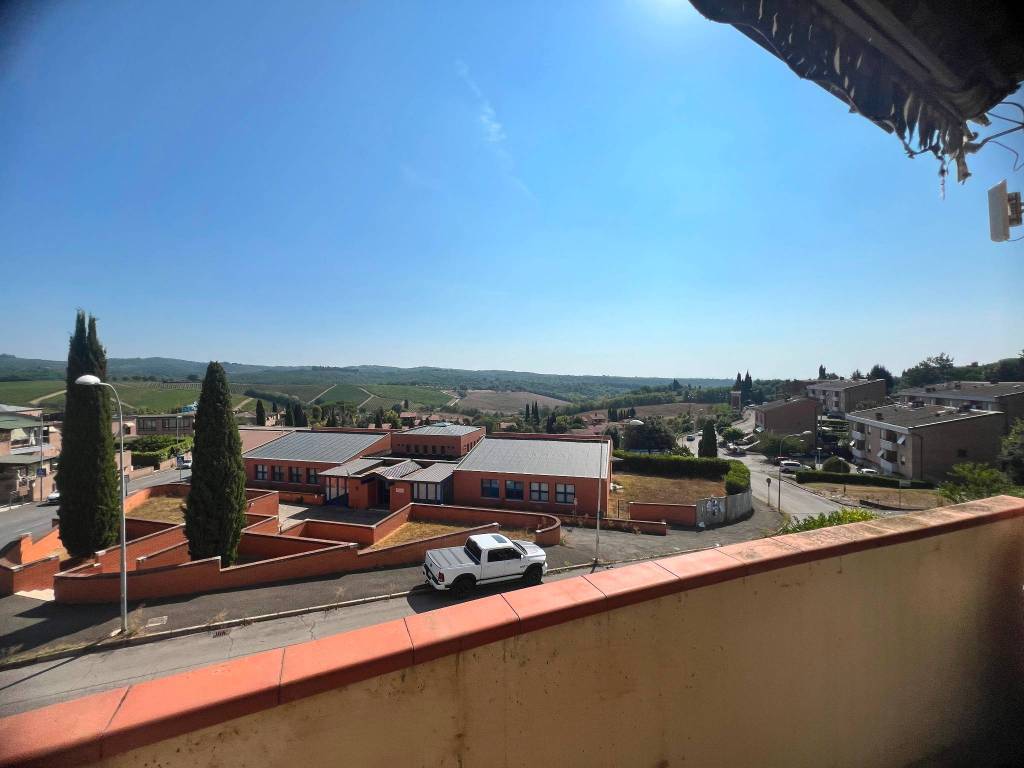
[[390, 422, 484, 459]]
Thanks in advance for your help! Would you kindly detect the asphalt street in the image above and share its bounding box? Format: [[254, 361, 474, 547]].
[[0, 467, 190, 546]]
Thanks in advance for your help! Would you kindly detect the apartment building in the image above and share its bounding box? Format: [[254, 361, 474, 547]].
[[135, 413, 195, 436], [846, 404, 1004, 482], [806, 379, 886, 416], [895, 381, 1024, 432], [751, 397, 818, 439]]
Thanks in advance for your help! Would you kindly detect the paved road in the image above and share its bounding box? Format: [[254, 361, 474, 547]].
[[735, 453, 840, 521], [0, 567, 593, 718], [0, 467, 190, 546]]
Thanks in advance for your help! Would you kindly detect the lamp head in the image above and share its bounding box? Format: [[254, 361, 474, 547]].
[[75, 374, 102, 386]]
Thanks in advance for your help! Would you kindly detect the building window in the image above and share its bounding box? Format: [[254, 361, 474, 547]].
[[956, 449, 967, 458], [556, 484, 575, 504], [505, 480, 524, 500], [414, 482, 439, 502], [271, 466, 284, 482], [481, 479, 499, 498], [307, 468, 318, 484], [430, 445, 437, 454], [289, 466, 302, 483], [255, 464, 268, 481], [529, 482, 548, 502]]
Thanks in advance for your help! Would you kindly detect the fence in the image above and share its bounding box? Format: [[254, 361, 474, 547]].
[[696, 489, 752, 526]]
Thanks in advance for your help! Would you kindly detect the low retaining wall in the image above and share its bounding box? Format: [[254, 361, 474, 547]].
[[408, 504, 562, 547], [556, 512, 667, 536], [696, 489, 752, 526], [627, 502, 697, 527]]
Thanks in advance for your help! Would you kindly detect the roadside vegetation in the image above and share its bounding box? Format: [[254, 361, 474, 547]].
[[778, 508, 877, 534]]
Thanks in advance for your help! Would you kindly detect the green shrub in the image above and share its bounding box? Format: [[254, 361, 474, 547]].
[[724, 460, 750, 494], [778, 507, 877, 534], [794, 470, 931, 489], [130, 451, 166, 469], [129, 434, 193, 454], [821, 456, 850, 473], [613, 450, 729, 479]]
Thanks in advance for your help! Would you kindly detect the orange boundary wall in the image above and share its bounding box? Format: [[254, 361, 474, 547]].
[[627, 502, 698, 527], [51, 503, 563, 604], [3, 496, 1022, 767]]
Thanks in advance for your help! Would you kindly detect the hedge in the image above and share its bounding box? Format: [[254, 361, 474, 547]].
[[794, 470, 932, 489], [613, 451, 730, 479], [130, 451, 167, 469], [725, 461, 751, 494]]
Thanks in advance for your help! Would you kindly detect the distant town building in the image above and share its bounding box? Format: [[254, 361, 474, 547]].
[[135, 413, 195, 436], [846, 404, 1004, 481], [806, 379, 886, 416], [751, 398, 819, 440], [390, 423, 484, 459]]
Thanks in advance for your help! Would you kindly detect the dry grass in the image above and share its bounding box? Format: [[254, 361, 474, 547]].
[[804, 483, 943, 509], [611, 472, 726, 513], [128, 497, 185, 523], [365, 521, 472, 551]]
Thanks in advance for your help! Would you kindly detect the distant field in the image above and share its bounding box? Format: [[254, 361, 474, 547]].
[[315, 383, 372, 405], [0, 380, 65, 406], [39, 383, 246, 414], [363, 385, 452, 409], [580, 402, 717, 421], [456, 390, 569, 413]]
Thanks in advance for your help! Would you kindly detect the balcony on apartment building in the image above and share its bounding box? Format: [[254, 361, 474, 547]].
[[850, 425, 866, 441], [879, 432, 902, 452], [3, 496, 1021, 767], [850, 442, 866, 459]]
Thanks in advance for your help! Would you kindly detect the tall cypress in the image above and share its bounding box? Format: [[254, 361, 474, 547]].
[[255, 399, 266, 426], [57, 312, 120, 556], [185, 362, 246, 564]]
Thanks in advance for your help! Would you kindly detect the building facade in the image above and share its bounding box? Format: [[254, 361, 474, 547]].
[[135, 414, 195, 437], [846, 404, 1004, 481], [752, 398, 819, 439], [389, 423, 484, 459], [895, 381, 1024, 432], [806, 379, 887, 416]]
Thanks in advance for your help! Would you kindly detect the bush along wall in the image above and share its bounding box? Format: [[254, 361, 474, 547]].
[[724, 461, 751, 494], [794, 470, 932, 489], [613, 451, 730, 479]]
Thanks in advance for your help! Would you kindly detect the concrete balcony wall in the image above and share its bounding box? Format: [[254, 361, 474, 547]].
[[880, 438, 897, 451], [2, 498, 1023, 768], [850, 429, 866, 440]]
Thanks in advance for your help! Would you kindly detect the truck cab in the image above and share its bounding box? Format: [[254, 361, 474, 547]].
[[424, 533, 548, 597]]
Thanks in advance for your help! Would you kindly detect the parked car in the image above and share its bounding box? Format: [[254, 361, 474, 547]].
[[779, 460, 806, 474], [424, 533, 547, 598], [858, 467, 879, 475], [45, 490, 60, 505], [177, 456, 192, 470], [685, 435, 696, 441]]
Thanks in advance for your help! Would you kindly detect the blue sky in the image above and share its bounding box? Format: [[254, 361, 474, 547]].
[[1, 0, 1021, 379]]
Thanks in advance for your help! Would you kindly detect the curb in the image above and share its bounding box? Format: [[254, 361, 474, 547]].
[[0, 553, 696, 671]]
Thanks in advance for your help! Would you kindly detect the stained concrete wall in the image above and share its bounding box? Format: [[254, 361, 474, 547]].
[[27, 498, 1014, 768]]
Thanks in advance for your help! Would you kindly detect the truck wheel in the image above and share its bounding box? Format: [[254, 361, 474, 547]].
[[523, 565, 543, 586], [450, 576, 475, 598]]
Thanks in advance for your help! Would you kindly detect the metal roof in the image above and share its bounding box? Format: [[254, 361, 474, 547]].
[[243, 431, 386, 464], [403, 462, 457, 483], [0, 415, 41, 431], [371, 460, 422, 480], [752, 397, 814, 412], [402, 423, 482, 437], [319, 458, 385, 478], [457, 437, 609, 479], [0, 453, 52, 465]]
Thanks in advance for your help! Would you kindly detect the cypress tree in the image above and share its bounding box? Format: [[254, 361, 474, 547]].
[[185, 362, 246, 565], [255, 399, 266, 426], [57, 312, 120, 556], [698, 420, 717, 457], [271, 401, 279, 414], [283, 406, 294, 427]]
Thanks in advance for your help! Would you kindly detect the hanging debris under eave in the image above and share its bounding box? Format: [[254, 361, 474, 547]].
[[688, 0, 1024, 182]]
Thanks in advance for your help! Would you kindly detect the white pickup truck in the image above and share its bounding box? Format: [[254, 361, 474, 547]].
[[424, 533, 548, 597]]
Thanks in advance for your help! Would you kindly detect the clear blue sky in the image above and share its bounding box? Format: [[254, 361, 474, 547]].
[[2, 0, 1021, 379]]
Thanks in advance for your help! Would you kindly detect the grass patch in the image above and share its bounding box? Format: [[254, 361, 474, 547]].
[[0, 380, 65, 406], [804, 483, 944, 509], [364, 384, 452, 408], [612, 472, 725, 511], [365, 520, 472, 550], [129, 497, 185, 524], [778, 507, 877, 534]]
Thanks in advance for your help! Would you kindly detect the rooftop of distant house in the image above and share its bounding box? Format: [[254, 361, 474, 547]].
[[243, 430, 387, 464], [847, 404, 1002, 429], [752, 397, 815, 412], [807, 378, 884, 391], [456, 435, 610, 479], [401, 422, 481, 437], [0, 403, 35, 414], [0, 414, 41, 431], [896, 381, 1024, 400], [237, 427, 294, 453]]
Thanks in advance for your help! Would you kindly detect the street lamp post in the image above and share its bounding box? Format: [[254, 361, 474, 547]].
[[176, 414, 182, 481], [594, 438, 605, 566], [75, 374, 128, 635], [777, 431, 813, 515]]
